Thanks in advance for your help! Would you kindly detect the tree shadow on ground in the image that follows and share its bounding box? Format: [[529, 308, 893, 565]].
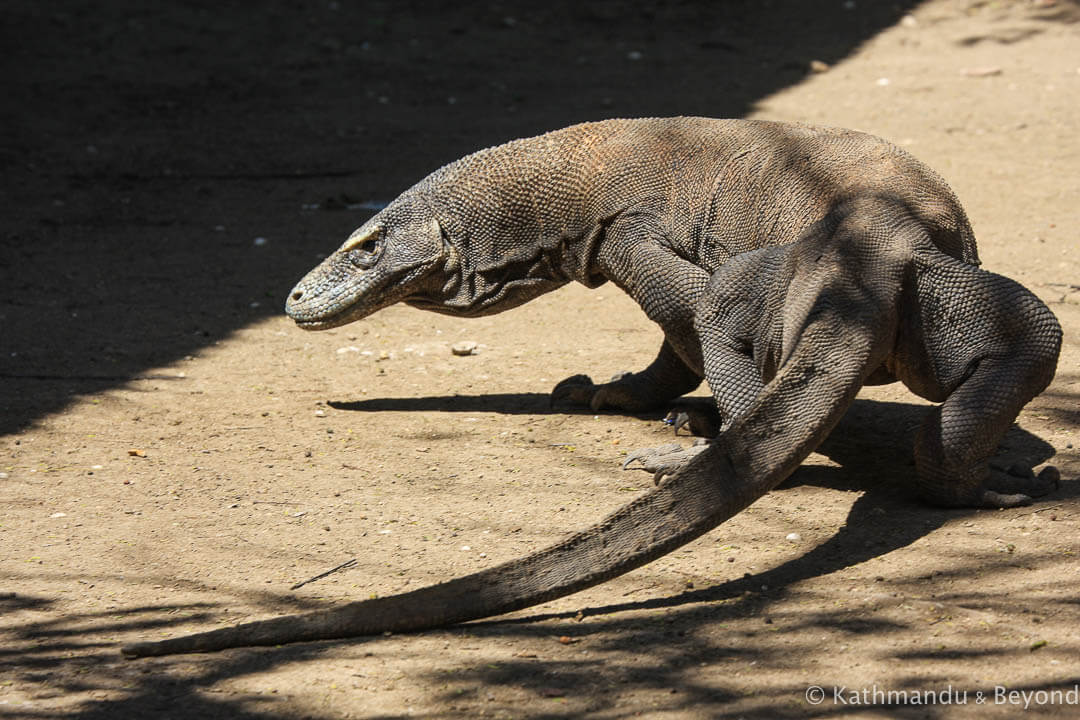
[[5, 394, 1071, 718], [11, 470, 1077, 720]]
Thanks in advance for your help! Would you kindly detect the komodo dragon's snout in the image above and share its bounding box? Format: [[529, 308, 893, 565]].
[[286, 204, 449, 330]]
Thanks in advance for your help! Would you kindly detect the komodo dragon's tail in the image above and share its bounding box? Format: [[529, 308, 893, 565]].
[[120, 439, 758, 658]]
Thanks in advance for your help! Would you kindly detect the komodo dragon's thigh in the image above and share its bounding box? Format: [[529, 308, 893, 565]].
[[896, 255, 1061, 508]]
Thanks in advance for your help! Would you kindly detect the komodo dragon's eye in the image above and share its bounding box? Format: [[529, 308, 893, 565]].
[[342, 228, 382, 269]]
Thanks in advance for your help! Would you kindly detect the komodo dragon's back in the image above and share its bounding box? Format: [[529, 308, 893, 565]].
[[416, 117, 979, 273]]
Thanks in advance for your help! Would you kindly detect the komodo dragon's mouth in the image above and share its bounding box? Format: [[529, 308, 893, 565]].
[[291, 308, 358, 331], [294, 318, 347, 331]]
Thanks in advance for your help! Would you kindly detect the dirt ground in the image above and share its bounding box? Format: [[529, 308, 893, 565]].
[[2, 1, 1078, 718]]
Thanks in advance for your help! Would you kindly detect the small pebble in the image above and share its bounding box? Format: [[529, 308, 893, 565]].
[[961, 66, 1002, 77], [314, 410, 326, 417], [786, 532, 802, 542], [451, 341, 478, 356]]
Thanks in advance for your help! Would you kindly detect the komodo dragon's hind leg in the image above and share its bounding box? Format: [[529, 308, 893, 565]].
[[625, 221, 910, 487], [904, 257, 1062, 508]]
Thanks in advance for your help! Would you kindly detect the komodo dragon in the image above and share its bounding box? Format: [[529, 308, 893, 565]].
[[121, 117, 1061, 658]]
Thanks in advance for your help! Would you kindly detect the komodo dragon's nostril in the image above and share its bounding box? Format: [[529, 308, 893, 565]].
[[291, 290, 303, 301]]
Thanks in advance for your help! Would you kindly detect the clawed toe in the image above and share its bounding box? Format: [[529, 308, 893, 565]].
[[622, 443, 684, 470], [663, 399, 722, 437], [623, 441, 710, 485], [978, 465, 1060, 508], [665, 411, 694, 435], [550, 374, 596, 408], [550, 372, 638, 410]]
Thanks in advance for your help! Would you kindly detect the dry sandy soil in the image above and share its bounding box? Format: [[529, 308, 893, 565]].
[[2, 1, 1078, 718]]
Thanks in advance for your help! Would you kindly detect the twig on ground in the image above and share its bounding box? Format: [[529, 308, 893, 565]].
[[290, 559, 358, 590]]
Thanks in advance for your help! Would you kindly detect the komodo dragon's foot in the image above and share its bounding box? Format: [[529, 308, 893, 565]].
[[975, 464, 1060, 508], [623, 440, 710, 485], [664, 398, 724, 438], [551, 372, 668, 413]]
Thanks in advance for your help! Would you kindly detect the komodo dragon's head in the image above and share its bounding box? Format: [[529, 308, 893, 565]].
[[285, 198, 452, 330]]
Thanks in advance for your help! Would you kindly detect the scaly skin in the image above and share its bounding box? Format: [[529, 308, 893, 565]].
[[120, 118, 1060, 658]]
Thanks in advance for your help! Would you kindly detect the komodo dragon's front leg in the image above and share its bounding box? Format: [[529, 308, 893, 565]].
[[553, 338, 705, 413], [552, 214, 712, 413]]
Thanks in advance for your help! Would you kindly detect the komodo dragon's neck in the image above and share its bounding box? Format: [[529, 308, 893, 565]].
[[407, 119, 671, 317]]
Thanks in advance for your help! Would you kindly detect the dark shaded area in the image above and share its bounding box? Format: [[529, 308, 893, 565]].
[[0, 0, 931, 437], [7, 393, 1068, 718]]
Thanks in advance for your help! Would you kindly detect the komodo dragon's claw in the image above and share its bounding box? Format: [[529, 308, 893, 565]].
[[622, 443, 683, 469], [977, 465, 1060, 508], [664, 403, 723, 438], [550, 374, 597, 408], [665, 411, 692, 434], [623, 441, 710, 485], [550, 372, 641, 412]]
